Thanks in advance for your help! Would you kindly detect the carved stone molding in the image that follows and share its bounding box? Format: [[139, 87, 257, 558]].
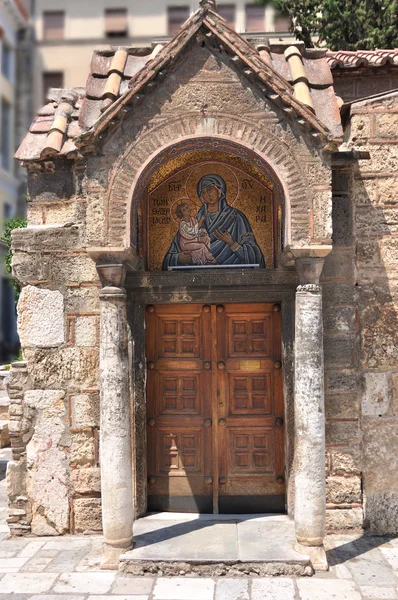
[[297, 284, 321, 293], [87, 246, 143, 288]]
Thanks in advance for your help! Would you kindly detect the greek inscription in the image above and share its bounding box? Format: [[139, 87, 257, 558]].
[[241, 178, 254, 190], [152, 198, 169, 206], [168, 181, 182, 192]]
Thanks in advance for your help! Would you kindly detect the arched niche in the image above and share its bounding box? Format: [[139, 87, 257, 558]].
[[129, 139, 286, 271]]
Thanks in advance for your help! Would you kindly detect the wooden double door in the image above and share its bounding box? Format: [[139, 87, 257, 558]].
[[146, 303, 285, 514]]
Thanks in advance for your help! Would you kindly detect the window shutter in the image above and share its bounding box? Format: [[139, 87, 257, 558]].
[[168, 6, 190, 36], [105, 8, 128, 36], [218, 4, 236, 29], [245, 5, 265, 32], [43, 11, 65, 41]]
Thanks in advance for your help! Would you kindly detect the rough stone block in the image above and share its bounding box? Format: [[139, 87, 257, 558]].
[[350, 114, 372, 139], [363, 372, 389, 416], [74, 316, 98, 347], [326, 476, 362, 504], [326, 420, 360, 446], [361, 306, 398, 369], [326, 508, 363, 531], [18, 286, 64, 348], [323, 306, 355, 333], [324, 334, 356, 368], [332, 195, 353, 246], [362, 417, 398, 495], [51, 254, 98, 285], [73, 498, 102, 533], [325, 395, 359, 419], [322, 250, 354, 281], [28, 165, 73, 201], [326, 371, 358, 395], [24, 347, 99, 389], [364, 492, 398, 534], [378, 176, 398, 204], [329, 447, 362, 475], [70, 393, 100, 428], [64, 286, 100, 313], [12, 225, 80, 253], [389, 373, 398, 416], [365, 144, 398, 173], [377, 113, 398, 137], [25, 390, 70, 535], [71, 467, 101, 494], [352, 177, 377, 206], [70, 431, 96, 466], [313, 190, 332, 240]]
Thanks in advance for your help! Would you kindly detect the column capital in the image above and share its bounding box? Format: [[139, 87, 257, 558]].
[[87, 246, 143, 288], [295, 257, 326, 292]]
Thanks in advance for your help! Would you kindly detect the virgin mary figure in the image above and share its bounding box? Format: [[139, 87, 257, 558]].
[[162, 174, 265, 269]]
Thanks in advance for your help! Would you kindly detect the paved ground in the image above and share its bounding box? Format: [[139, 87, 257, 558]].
[[1, 449, 398, 599]]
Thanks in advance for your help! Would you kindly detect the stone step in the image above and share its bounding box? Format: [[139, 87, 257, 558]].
[[119, 513, 313, 577], [0, 419, 10, 449]]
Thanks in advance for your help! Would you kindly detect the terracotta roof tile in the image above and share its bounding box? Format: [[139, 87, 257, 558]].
[[19, 5, 378, 161], [326, 49, 398, 68]]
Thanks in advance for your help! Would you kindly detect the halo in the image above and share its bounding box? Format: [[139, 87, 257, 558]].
[[186, 162, 239, 207], [170, 197, 200, 224]]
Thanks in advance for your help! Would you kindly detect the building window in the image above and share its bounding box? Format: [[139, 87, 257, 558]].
[[245, 4, 265, 32], [105, 8, 128, 37], [218, 4, 236, 29], [43, 11, 65, 40], [1, 99, 11, 172], [1, 42, 13, 81], [42, 72, 64, 104], [168, 6, 190, 36]]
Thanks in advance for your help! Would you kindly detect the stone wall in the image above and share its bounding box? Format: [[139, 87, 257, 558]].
[[8, 223, 102, 535], [348, 93, 398, 534], [333, 69, 398, 103]]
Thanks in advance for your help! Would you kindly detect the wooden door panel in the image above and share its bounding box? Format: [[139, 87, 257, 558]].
[[146, 302, 285, 514], [217, 303, 285, 513], [146, 304, 213, 513]]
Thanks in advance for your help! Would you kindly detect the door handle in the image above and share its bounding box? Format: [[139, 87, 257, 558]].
[[147, 418, 156, 427], [204, 419, 212, 427], [274, 361, 282, 369], [217, 361, 226, 370], [275, 417, 284, 427], [147, 361, 155, 370], [276, 475, 285, 484], [218, 419, 227, 427], [204, 361, 211, 370], [204, 476, 213, 485], [219, 476, 228, 485]]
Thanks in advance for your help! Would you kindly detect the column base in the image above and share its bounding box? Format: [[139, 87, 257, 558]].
[[101, 540, 134, 570], [295, 543, 328, 571]]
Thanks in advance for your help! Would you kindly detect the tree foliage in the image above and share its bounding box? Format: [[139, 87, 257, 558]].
[[1, 217, 27, 301], [260, 0, 398, 50]]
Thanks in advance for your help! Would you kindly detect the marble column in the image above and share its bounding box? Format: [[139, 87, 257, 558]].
[[294, 257, 328, 570], [98, 264, 134, 569]]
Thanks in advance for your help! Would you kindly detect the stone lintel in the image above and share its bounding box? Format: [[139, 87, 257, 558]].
[[280, 245, 332, 267]]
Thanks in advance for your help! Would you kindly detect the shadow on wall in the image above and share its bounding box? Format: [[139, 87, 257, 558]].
[[322, 137, 398, 536]]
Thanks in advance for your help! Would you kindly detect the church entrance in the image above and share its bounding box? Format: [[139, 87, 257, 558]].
[[146, 302, 285, 514]]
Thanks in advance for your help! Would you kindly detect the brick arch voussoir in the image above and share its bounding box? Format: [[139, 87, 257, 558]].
[[106, 114, 312, 249]]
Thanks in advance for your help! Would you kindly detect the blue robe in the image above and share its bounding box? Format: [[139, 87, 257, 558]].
[[162, 193, 265, 269]]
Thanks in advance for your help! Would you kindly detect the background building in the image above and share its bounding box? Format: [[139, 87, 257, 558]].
[[0, 0, 32, 362], [33, 0, 292, 110]]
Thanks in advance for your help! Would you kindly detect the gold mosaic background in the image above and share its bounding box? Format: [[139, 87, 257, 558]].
[[143, 149, 274, 271]]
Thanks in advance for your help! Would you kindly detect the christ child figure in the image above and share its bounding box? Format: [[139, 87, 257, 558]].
[[176, 203, 217, 265]]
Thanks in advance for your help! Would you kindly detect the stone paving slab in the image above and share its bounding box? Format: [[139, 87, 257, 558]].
[[1, 478, 398, 599]]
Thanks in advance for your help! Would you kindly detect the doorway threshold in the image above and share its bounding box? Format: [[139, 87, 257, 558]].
[[119, 513, 313, 577]]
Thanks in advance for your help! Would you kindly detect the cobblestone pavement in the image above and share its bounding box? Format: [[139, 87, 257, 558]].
[[1, 455, 398, 599]]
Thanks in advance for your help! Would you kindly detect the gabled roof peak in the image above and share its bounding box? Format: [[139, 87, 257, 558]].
[[199, 0, 217, 9]]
